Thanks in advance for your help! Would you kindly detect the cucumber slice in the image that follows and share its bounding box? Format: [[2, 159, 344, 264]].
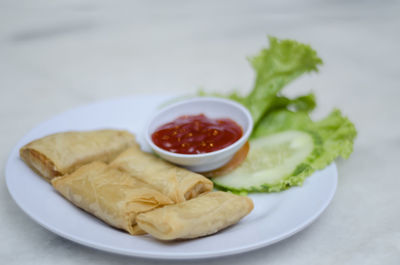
[[213, 130, 315, 193]]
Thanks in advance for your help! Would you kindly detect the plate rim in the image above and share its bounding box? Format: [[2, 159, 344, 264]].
[[5, 94, 338, 260]]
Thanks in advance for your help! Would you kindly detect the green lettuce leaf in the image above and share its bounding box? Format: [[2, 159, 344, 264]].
[[199, 89, 317, 116], [243, 36, 322, 125], [260, 93, 316, 119], [194, 36, 355, 193], [308, 109, 357, 169], [198, 37, 322, 124]]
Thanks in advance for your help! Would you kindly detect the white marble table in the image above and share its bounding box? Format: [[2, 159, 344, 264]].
[[1, 1, 399, 264]]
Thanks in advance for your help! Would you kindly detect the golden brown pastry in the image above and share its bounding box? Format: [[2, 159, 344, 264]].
[[136, 191, 254, 240], [51, 161, 173, 235], [20, 129, 135, 181], [110, 145, 213, 203]]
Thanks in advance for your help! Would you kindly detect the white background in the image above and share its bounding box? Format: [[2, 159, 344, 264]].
[[1, 1, 399, 264]]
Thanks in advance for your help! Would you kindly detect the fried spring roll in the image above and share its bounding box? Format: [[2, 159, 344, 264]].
[[20, 130, 135, 181], [136, 191, 254, 240], [51, 162, 173, 235], [110, 145, 213, 203]]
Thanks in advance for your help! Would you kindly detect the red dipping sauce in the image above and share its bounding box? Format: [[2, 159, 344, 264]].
[[151, 114, 243, 154]]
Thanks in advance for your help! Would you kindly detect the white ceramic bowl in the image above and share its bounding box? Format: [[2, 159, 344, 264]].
[[145, 97, 253, 172]]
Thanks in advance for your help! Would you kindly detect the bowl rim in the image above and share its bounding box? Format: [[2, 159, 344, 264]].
[[145, 97, 253, 158]]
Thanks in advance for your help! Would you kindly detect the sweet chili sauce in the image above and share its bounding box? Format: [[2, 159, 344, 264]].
[[151, 114, 243, 154]]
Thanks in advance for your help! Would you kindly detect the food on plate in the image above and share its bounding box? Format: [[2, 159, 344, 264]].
[[136, 191, 253, 240], [200, 36, 357, 192], [110, 144, 213, 203], [17, 36, 357, 243], [51, 161, 173, 235], [20, 129, 135, 181], [151, 114, 243, 154]]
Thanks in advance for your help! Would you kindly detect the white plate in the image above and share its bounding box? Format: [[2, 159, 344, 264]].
[[5, 94, 337, 260]]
